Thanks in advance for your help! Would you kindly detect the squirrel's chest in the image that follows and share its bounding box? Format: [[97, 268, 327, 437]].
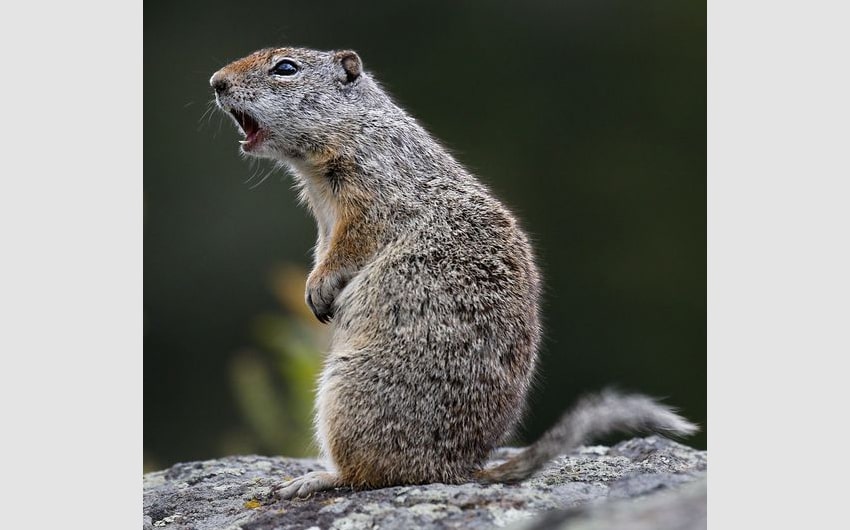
[[293, 167, 339, 250], [308, 189, 337, 240]]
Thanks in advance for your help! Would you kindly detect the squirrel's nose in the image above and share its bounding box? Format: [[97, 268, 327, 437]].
[[209, 71, 230, 94]]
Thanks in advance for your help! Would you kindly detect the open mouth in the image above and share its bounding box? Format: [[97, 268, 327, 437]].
[[230, 109, 266, 151]]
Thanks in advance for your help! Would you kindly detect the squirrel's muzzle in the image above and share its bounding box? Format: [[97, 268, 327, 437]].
[[209, 71, 230, 95]]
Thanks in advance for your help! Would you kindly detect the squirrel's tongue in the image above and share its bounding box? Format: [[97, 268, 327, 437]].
[[240, 128, 267, 151], [231, 109, 265, 150]]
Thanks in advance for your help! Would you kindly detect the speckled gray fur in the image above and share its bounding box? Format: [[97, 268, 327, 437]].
[[210, 47, 697, 497]]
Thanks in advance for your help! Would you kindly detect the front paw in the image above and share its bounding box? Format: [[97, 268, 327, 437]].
[[305, 270, 347, 324]]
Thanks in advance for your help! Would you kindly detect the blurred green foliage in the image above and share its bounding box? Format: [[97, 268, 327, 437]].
[[227, 265, 328, 458], [144, 0, 705, 470]]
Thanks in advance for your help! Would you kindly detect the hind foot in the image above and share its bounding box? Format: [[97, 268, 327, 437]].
[[274, 471, 341, 500]]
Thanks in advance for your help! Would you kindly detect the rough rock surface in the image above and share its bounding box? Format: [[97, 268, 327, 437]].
[[143, 436, 706, 530]]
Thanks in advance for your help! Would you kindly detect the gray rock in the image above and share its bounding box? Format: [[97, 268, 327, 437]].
[[143, 436, 706, 530], [514, 477, 706, 530]]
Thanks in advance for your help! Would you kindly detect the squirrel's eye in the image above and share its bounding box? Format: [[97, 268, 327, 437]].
[[270, 59, 299, 76]]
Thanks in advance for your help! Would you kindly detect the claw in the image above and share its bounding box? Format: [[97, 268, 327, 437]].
[[306, 290, 334, 323]]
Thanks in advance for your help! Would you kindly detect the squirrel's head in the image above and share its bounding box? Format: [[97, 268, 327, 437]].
[[210, 47, 371, 160]]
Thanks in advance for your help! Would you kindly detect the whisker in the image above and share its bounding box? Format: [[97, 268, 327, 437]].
[[197, 101, 217, 131], [215, 110, 225, 136], [243, 159, 262, 184], [249, 165, 277, 190]]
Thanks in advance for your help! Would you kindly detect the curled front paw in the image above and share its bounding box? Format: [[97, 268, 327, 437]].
[[305, 270, 348, 324]]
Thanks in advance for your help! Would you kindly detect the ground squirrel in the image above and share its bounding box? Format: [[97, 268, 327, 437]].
[[210, 47, 697, 498]]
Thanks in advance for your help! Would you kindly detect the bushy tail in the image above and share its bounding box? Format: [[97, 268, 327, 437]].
[[477, 389, 699, 484]]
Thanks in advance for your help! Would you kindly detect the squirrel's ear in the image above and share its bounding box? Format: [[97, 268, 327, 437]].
[[334, 50, 362, 84]]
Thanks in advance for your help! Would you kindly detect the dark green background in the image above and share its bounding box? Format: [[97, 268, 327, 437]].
[[145, 0, 705, 469]]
